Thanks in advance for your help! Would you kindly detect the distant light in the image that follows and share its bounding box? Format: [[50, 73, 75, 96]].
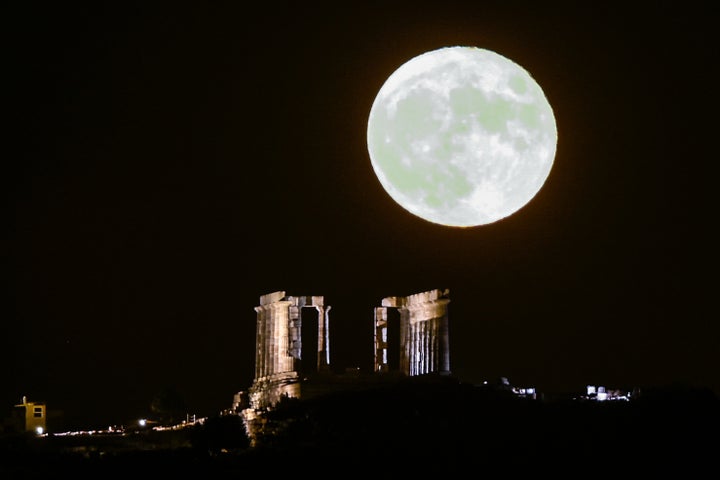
[[138, 419, 147, 427], [35, 426, 44, 435]]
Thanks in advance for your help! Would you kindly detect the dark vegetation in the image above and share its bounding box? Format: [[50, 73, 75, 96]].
[[2, 377, 718, 477]]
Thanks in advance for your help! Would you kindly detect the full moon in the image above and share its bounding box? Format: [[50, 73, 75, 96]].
[[367, 46, 557, 227]]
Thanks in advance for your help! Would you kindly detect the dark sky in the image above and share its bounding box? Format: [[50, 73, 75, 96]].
[[6, 1, 718, 430]]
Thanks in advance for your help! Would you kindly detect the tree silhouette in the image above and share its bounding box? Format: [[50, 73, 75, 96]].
[[150, 385, 187, 425]]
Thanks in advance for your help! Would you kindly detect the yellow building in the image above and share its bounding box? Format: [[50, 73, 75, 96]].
[[15, 396, 46, 434]]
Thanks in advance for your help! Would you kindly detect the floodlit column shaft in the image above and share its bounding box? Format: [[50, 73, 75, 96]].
[[401, 295, 451, 376], [374, 307, 389, 373], [254, 300, 294, 379], [317, 305, 331, 371]]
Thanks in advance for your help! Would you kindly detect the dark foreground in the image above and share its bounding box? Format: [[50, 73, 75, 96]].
[[2, 379, 718, 478]]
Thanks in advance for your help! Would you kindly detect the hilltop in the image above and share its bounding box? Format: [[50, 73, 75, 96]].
[[2, 376, 718, 477]]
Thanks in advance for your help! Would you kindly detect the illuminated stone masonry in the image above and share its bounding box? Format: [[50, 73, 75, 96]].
[[247, 291, 331, 412], [244, 288, 451, 417], [374, 288, 451, 376]]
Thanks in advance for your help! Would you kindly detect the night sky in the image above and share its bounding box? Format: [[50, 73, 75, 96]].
[[6, 1, 718, 430]]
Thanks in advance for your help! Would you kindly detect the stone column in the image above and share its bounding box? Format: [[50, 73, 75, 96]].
[[396, 288, 451, 377], [374, 307, 389, 373], [399, 308, 410, 375], [253, 292, 296, 380], [317, 305, 332, 371]]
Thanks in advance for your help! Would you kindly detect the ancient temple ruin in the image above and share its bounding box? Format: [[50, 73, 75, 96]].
[[245, 291, 331, 411], [374, 288, 451, 376], [243, 288, 451, 415]]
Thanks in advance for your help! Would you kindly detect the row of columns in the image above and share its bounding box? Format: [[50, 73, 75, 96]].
[[374, 288, 451, 376], [253, 288, 450, 387], [253, 292, 331, 380]]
